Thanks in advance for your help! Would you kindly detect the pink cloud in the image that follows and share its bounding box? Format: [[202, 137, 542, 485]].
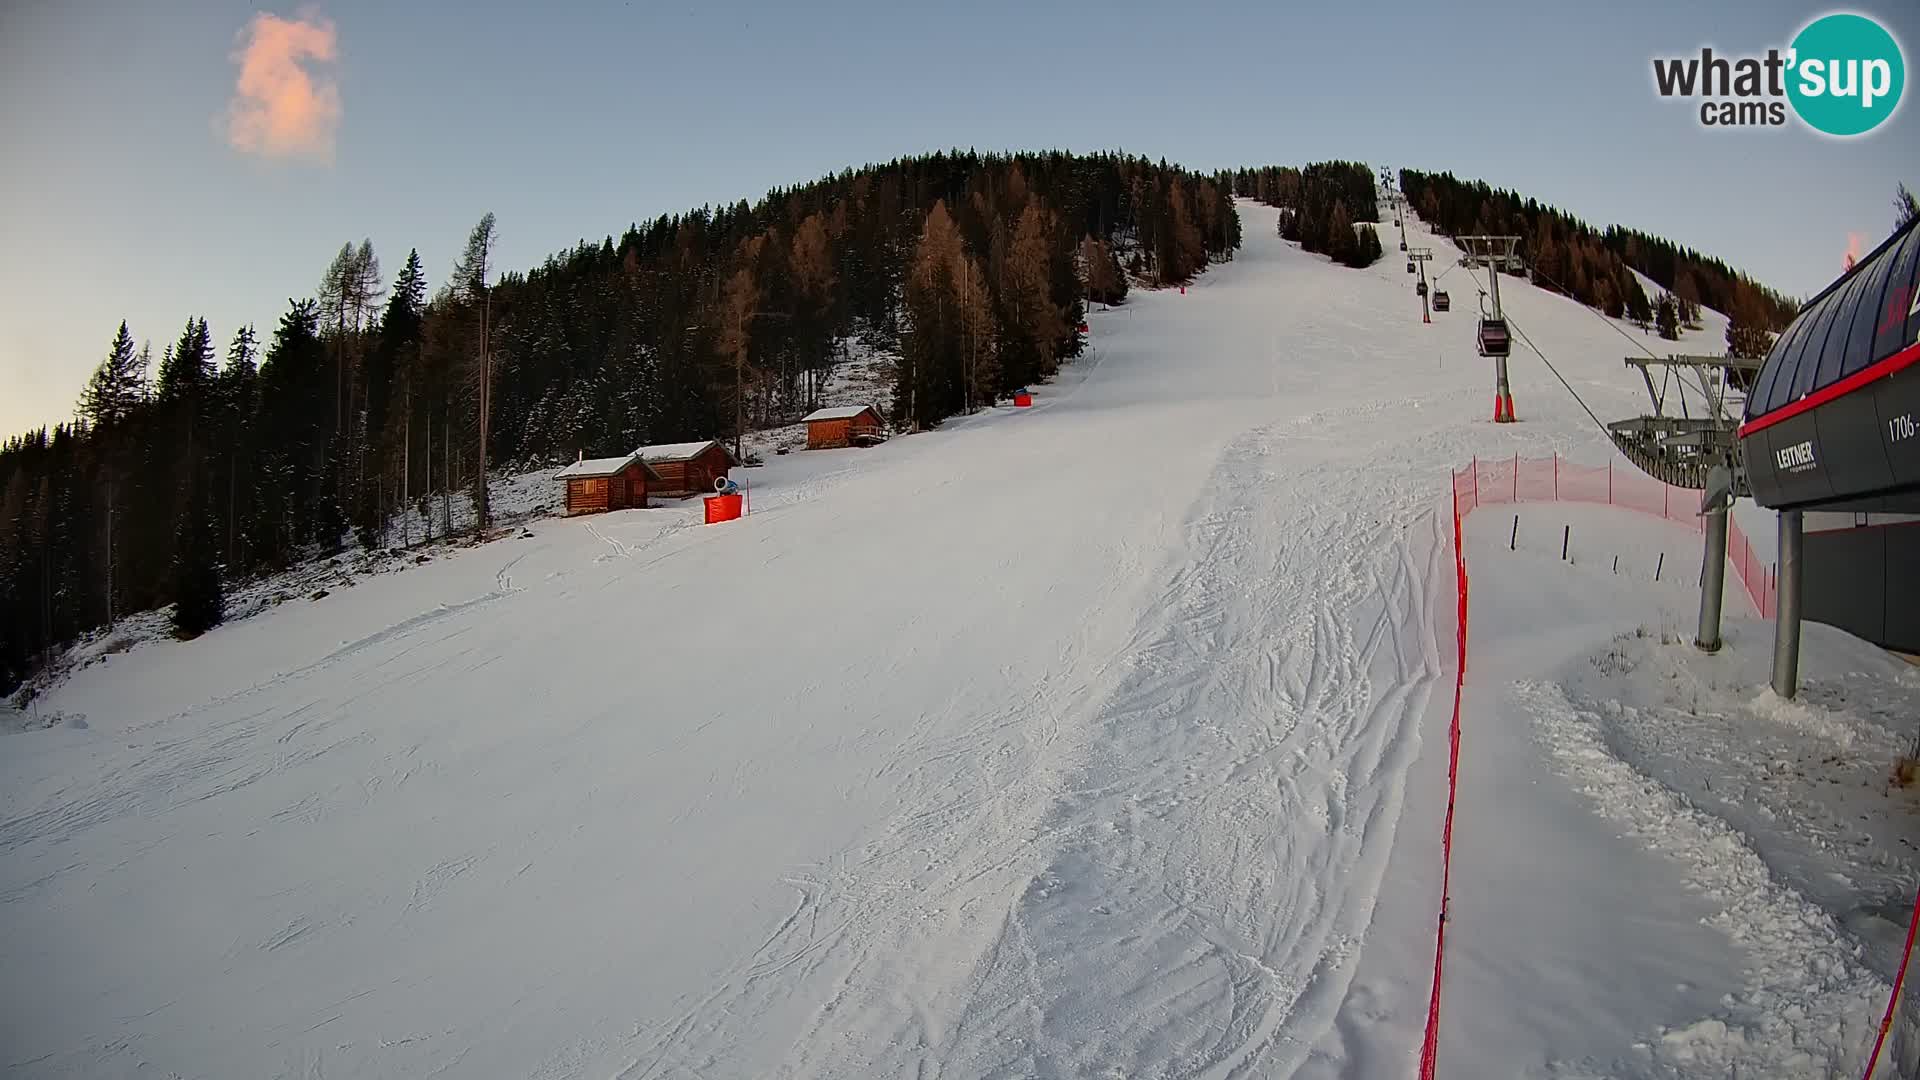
[[223, 11, 340, 163], [1844, 232, 1864, 272]]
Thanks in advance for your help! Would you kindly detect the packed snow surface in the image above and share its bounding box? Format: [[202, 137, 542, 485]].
[[4, 202, 1910, 1078], [1446, 503, 1918, 1078]]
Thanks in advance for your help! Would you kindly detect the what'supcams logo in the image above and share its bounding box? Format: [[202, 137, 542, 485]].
[[1652, 12, 1904, 136]]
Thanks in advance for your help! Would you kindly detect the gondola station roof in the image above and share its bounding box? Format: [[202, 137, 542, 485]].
[[1739, 217, 1920, 512]]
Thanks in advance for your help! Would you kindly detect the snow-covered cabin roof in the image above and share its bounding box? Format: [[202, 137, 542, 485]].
[[801, 404, 880, 423], [556, 452, 655, 479], [636, 440, 737, 464]]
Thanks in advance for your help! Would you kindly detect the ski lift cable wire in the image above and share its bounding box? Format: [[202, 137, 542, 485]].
[[1525, 261, 1667, 363], [1524, 261, 1725, 415], [1505, 316, 1614, 440], [1419, 211, 1661, 364], [1528, 255, 1743, 417], [1486, 248, 1722, 417], [1417, 210, 1728, 419]]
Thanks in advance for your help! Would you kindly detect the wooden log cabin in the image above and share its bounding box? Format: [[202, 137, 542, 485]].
[[802, 404, 885, 450], [636, 440, 741, 497], [556, 452, 658, 515]]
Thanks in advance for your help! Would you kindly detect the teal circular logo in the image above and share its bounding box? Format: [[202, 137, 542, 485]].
[[1787, 13, 1905, 136]]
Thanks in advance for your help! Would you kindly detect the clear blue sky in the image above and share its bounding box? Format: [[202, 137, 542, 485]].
[[3, 0, 1915, 436]]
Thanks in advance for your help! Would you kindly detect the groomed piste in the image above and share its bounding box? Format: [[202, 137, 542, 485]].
[[5, 199, 1916, 1079]]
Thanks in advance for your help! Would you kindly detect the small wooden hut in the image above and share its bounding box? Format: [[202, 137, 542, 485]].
[[556, 451, 657, 515], [637, 440, 741, 497], [801, 405, 885, 450]]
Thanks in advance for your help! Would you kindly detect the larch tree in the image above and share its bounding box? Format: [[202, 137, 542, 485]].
[[1002, 201, 1067, 390], [900, 200, 995, 427], [789, 214, 840, 409], [716, 236, 764, 459], [452, 213, 497, 532]]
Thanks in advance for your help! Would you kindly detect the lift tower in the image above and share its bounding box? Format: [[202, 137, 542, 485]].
[[1604, 352, 1761, 654], [1410, 247, 1434, 322], [1457, 235, 1521, 422]]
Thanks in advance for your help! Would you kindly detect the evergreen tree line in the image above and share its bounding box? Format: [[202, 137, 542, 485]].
[[1223, 162, 1383, 268], [0, 151, 1238, 694], [1396, 168, 1794, 355]]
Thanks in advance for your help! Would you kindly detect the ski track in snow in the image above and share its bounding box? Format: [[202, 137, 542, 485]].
[[0, 199, 1759, 1078]]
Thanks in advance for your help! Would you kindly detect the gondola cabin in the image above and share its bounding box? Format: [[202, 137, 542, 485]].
[[1432, 290, 1451, 311], [1416, 281, 1428, 297], [637, 440, 741, 497], [1406, 261, 1415, 273], [556, 451, 657, 515], [1477, 318, 1511, 357], [802, 404, 885, 450]]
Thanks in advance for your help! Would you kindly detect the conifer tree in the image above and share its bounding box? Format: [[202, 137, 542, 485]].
[[900, 201, 995, 427], [1345, 223, 1382, 268], [453, 214, 497, 532], [1, 151, 1262, 692], [155, 318, 213, 405], [169, 486, 223, 639], [1325, 201, 1357, 265], [78, 322, 148, 429], [1725, 283, 1777, 359], [1625, 277, 1653, 327], [1002, 201, 1067, 388], [788, 215, 840, 409], [1655, 293, 1681, 340]]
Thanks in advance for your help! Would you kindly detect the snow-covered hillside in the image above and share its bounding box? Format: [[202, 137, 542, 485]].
[[3, 200, 1913, 1078]]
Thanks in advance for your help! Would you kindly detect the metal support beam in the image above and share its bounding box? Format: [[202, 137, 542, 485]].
[[1696, 506, 1728, 652], [1771, 509, 1804, 698], [1459, 235, 1521, 423], [1410, 247, 1434, 323]]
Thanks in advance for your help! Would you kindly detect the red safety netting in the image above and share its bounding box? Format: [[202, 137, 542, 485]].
[[1727, 516, 1778, 619], [1421, 491, 1469, 1080], [1424, 454, 1782, 1079], [1863, 883, 1920, 1078], [1451, 455, 1774, 618]]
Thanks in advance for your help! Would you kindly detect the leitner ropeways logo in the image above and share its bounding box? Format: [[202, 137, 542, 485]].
[[1776, 440, 1818, 473], [1652, 12, 1905, 136]]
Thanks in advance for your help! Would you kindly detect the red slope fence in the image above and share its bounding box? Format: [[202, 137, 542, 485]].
[[1421, 453, 1782, 1079], [1863, 891, 1920, 1078], [1418, 484, 1470, 1078], [1451, 454, 1777, 618], [1429, 454, 1914, 1078]]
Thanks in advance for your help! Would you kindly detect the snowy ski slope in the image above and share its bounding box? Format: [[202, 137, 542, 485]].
[[5, 200, 1853, 1079]]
